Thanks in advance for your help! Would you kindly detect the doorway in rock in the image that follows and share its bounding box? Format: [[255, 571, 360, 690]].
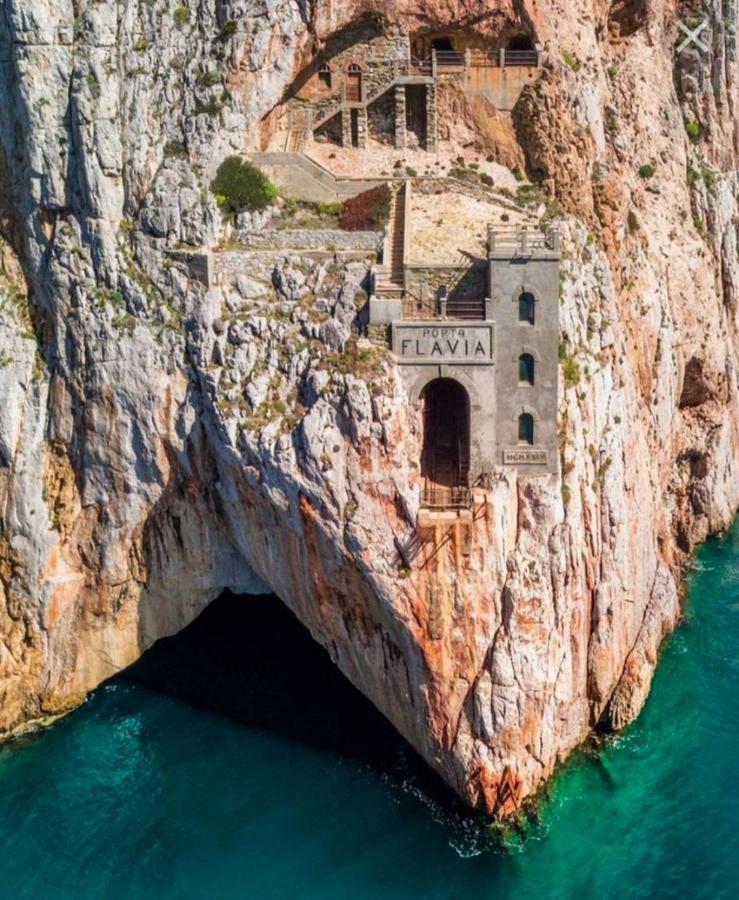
[[406, 84, 427, 148], [432, 37, 454, 52], [507, 33, 535, 50], [420, 378, 470, 507]]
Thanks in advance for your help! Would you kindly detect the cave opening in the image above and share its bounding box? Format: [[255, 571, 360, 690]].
[[121, 592, 455, 802], [507, 33, 535, 51]]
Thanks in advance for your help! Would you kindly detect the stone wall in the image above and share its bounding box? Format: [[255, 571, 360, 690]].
[[292, 27, 409, 130], [213, 245, 375, 288], [406, 264, 487, 302], [368, 91, 396, 145], [231, 229, 382, 253]]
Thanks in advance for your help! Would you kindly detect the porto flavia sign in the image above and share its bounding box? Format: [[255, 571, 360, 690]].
[[393, 324, 494, 364]]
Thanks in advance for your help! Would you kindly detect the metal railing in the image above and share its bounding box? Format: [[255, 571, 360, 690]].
[[396, 57, 433, 77], [433, 48, 541, 71], [434, 50, 466, 68], [402, 290, 439, 319], [502, 49, 540, 66], [421, 485, 473, 510], [488, 224, 560, 255]]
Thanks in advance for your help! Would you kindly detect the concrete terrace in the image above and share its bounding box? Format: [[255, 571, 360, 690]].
[[406, 187, 537, 265]]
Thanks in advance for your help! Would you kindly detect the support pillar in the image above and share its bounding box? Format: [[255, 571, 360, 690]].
[[394, 84, 407, 149], [425, 83, 437, 152], [341, 107, 352, 147], [356, 107, 368, 149]]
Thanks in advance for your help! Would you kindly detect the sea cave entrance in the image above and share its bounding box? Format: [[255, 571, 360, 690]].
[[120, 592, 460, 807], [420, 378, 470, 508]]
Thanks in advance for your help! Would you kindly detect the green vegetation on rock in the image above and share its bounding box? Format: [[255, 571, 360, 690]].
[[211, 157, 278, 217]]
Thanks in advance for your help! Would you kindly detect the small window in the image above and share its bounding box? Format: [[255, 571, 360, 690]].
[[518, 413, 534, 445], [519, 353, 535, 385], [518, 291, 535, 325], [318, 65, 332, 90]]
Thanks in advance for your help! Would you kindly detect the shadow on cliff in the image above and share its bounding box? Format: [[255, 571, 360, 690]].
[[121, 591, 458, 803]]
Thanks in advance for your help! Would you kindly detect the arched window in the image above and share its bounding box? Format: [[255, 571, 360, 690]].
[[518, 291, 535, 325], [346, 63, 362, 102], [318, 64, 332, 90], [519, 353, 535, 385], [518, 413, 534, 445]]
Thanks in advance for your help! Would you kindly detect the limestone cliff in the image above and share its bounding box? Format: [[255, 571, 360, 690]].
[[1, 0, 738, 815]]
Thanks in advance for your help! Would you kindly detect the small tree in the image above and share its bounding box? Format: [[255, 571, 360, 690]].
[[210, 156, 278, 217]]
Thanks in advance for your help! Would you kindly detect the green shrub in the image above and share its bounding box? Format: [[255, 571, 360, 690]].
[[638, 163, 655, 179], [220, 20, 237, 39], [314, 201, 342, 218], [480, 172, 494, 187], [563, 51, 581, 72], [685, 119, 701, 139], [339, 184, 391, 231], [558, 340, 580, 389], [173, 6, 190, 27], [210, 156, 278, 216], [405, 165, 417, 177]]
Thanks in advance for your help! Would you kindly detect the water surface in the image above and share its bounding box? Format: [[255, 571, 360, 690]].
[[2, 525, 739, 899]]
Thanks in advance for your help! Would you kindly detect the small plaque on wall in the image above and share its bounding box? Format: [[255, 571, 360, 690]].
[[503, 448, 548, 465]]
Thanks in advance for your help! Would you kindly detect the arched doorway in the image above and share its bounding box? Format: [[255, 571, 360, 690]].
[[420, 378, 470, 507], [346, 64, 362, 102]]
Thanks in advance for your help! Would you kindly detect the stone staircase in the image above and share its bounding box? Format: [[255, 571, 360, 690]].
[[375, 182, 406, 297], [312, 72, 401, 134], [447, 296, 485, 319]]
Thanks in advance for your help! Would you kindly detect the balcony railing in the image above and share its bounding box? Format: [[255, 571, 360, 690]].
[[488, 225, 560, 255], [396, 57, 433, 77], [421, 485, 472, 510], [433, 48, 542, 71], [434, 50, 466, 69], [502, 49, 540, 66]]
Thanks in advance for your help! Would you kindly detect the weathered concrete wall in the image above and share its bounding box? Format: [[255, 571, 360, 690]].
[[464, 64, 540, 110], [491, 252, 559, 475]]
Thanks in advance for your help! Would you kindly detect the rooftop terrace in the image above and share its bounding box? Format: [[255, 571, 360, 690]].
[[406, 188, 536, 266]]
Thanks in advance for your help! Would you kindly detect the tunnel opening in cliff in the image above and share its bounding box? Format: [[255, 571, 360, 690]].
[[119, 592, 458, 804]]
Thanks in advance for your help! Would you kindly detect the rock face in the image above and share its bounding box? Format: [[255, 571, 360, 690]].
[[1, 0, 738, 814]]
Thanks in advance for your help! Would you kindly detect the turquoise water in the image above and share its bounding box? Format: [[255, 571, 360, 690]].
[[2, 526, 739, 899]]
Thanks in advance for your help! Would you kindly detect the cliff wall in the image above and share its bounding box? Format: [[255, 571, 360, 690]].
[[0, 0, 737, 814]]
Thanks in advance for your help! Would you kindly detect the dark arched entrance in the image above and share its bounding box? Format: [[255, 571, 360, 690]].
[[420, 378, 470, 507]]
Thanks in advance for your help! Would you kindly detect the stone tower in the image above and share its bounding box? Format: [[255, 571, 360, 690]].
[[489, 226, 560, 475]]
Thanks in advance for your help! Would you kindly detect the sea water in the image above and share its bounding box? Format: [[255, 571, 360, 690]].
[[1, 524, 738, 899]]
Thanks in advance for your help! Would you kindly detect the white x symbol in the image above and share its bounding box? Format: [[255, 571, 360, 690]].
[[677, 19, 710, 53]]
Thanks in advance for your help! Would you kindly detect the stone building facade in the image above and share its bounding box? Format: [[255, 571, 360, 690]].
[[371, 226, 559, 505], [278, 25, 541, 152]]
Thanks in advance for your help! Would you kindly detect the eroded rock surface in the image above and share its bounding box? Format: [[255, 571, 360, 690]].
[[1, 0, 738, 814]]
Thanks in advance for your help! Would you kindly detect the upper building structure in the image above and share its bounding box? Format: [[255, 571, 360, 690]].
[[275, 24, 542, 153]]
